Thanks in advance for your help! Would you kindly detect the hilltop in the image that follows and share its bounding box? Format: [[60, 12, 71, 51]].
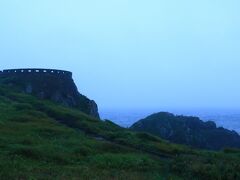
[[0, 71, 239, 179], [131, 112, 240, 150], [0, 68, 99, 118]]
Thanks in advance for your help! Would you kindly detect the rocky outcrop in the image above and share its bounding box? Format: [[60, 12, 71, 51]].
[[0, 69, 100, 118], [130, 112, 240, 150]]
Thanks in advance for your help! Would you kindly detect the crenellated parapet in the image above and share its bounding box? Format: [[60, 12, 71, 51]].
[[0, 68, 72, 78]]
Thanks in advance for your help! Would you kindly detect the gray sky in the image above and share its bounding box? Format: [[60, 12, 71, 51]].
[[0, 0, 240, 110]]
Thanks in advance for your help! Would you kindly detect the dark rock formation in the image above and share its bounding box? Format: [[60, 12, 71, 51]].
[[0, 68, 100, 118], [130, 112, 240, 150]]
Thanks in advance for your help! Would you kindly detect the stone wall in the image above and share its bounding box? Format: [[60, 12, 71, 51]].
[[0, 69, 72, 78]]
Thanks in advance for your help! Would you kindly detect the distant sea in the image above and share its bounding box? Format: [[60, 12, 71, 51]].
[[100, 108, 240, 134]]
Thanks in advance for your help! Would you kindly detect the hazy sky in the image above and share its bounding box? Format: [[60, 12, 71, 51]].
[[0, 0, 240, 110]]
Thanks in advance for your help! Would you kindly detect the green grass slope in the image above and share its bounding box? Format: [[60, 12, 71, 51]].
[[0, 86, 240, 179]]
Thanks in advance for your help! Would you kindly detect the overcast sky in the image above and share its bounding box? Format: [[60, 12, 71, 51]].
[[0, 0, 240, 110]]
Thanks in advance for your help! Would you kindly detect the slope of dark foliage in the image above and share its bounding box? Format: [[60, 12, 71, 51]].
[[131, 112, 240, 150]]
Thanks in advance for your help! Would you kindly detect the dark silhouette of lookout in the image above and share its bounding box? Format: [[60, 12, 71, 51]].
[[0, 68, 72, 78], [0, 68, 99, 118]]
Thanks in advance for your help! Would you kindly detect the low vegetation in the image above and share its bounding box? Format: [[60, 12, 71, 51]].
[[0, 86, 240, 179]]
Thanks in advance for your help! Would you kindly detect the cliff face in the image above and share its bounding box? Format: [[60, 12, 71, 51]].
[[0, 69, 100, 118], [131, 112, 240, 150]]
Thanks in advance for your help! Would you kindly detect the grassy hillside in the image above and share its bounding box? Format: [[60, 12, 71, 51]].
[[0, 85, 240, 179]]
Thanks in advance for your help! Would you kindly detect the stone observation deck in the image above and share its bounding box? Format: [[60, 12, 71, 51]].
[[0, 68, 100, 118], [0, 68, 72, 78]]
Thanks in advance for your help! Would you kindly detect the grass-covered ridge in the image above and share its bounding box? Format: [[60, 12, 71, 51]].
[[0, 85, 240, 179]]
